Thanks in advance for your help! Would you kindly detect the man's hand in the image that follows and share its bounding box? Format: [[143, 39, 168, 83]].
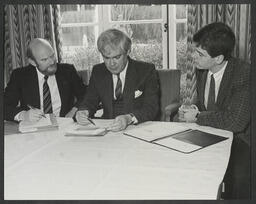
[[107, 114, 132, 132], [183, 109, 199, 122], [75, 110, 91, 125], [20, 109, 45, 122], [178, 104, 199, 122], [65, 107, 78, 118]]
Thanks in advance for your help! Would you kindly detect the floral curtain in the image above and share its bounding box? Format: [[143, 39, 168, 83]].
[[185, 4, 251, 104], [4, 4, 63, 87]]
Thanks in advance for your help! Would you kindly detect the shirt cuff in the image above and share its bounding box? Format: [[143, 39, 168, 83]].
[[129, 113, 138, 124], [14, 111, 26, 121]]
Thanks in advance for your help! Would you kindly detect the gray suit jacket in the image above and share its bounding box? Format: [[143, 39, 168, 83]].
[[196, 58, 250, 144]]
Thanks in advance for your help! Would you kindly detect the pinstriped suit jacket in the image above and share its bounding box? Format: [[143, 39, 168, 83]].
[[195, 58, 250, 144]]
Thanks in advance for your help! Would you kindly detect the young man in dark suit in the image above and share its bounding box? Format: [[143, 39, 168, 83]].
[[76, 28, 160, 131], [4, 38, 86, 122], [179, 22, 250, 199]]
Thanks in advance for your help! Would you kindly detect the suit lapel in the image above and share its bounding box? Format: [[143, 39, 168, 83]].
[[101, 66, 114, 117], [55, 65, 65, 109], [123, 59, 136, 112], [216, 59, 234, 106], [198, 70, 208, 110], [26, 65, 41, 108]]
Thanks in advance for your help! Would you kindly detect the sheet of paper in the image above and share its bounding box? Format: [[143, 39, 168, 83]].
[[18, 114, 57, 133], [124, 121, 191, 142], [64, 119, 114, 136], [154, 137, 201, 153], [92, 119, 114, 129]]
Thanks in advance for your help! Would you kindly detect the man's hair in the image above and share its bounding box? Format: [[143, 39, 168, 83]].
[[27, 38, 52, 61], [97, 28, 131, 54], [193, 22, 236, 60]]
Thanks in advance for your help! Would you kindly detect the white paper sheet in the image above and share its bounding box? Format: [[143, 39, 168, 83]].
[[124, 121, 191, 141]]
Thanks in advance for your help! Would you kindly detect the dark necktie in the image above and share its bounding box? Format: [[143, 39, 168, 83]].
[[207, 74, 215, 110], [115, 73, 122, 100], [43, 75, 53, 114]]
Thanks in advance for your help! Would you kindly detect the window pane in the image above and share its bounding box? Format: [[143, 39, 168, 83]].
[[61, 26, 100, 70], [60, 4, 97, 23], [111, 4, 162, 21], [112, 23, 163, 69], [176, 5, 187, 19]]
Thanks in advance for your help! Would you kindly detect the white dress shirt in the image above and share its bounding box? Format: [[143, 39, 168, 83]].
[[14, 68, 62, 121], [36, 68, 61, 116], [204, 61, 228, 108], [112, 61, 128, 100], [111, 61, 138, 124]]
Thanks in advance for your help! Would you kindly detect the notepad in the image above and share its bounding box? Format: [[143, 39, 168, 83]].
[[18, 114, 58, 133], [124, 122, 228, 153], [64, 119, 113, 137], [65, 125, 107, 137]]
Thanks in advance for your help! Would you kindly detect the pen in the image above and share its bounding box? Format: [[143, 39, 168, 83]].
[[87, 117, 96, 126], [27, 104, 46, 118]]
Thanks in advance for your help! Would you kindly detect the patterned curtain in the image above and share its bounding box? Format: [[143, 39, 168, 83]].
[[185, 4, 251, 104], [4, 4, 63, 87]]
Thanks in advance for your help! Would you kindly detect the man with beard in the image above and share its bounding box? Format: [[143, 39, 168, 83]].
[[4, 38, 86, 122]]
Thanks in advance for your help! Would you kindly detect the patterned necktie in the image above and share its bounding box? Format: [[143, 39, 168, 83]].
[[207, 74, 215, 110], [115, 73, 122, 100], [43, 75, 53, 114]]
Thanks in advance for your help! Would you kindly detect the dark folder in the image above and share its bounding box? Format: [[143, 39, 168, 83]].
[[153, 129, 228, 153]]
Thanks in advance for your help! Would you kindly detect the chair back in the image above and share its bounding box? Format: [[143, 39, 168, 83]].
[[156, 69, 181, 121]]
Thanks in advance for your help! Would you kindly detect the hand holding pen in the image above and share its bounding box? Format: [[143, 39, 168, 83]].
[[20, 105, 46, 122], [75, 109, 95, 126]]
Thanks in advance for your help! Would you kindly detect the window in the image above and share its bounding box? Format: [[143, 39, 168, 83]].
[[59, 4, 187, 72]]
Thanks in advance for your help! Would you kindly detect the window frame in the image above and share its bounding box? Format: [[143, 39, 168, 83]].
[[59, 4, 187, 70]]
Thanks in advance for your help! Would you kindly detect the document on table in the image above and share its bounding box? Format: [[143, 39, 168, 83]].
[[65, 119, 114, 136], [124, 121, 228, 153], [18, 114, 58, 133], [123, 121, 191, 141]]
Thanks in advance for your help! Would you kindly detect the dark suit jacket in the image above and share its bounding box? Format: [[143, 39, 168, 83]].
[[195, 58, 250, 144], [78, 58, 160, 123], [4, 63, 86, 121]]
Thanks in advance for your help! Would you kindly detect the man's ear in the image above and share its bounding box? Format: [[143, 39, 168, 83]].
[[28, 58, 36, 67], [126, 48, 131, 55], [214, 55, 224, 64]]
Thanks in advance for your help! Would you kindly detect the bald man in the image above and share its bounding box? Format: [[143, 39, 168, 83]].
[[4, 38, 86, 122]]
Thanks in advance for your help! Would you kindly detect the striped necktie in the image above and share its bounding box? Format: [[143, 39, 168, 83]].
[[207, 74, 215, 110], [115, 73, 122, 100], [43, 75, 53, 114]]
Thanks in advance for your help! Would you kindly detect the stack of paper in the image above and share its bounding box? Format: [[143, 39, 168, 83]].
[[18, 114, 58, 133]]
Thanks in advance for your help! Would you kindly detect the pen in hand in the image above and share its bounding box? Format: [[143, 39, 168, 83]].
[[87, 117, 96, 126], [27, 104, 46, 118]]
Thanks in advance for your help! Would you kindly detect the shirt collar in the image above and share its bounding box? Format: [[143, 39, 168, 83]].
[[208, 61, 228, 78], [35, 67, 54, 81], [115, 60, 129, 78]]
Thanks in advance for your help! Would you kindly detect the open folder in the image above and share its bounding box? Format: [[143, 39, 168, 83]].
[[123, 122, 228, 153], [18, 114, 58, 133]]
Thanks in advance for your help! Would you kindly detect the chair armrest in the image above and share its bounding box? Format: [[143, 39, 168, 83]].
[[164, 102, 181, 121]]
